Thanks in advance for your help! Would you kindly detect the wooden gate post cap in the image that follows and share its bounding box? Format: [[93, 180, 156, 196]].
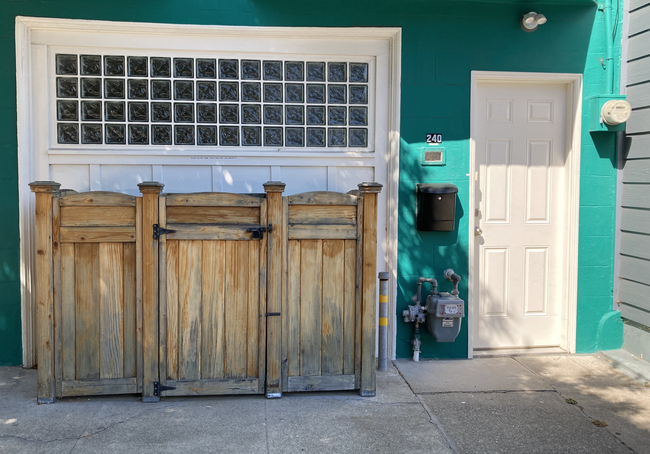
[[29, 181, 61, 193], [358, 182, 383, 193], [263, 181, 286, 193], [137, 181, 165, 194]]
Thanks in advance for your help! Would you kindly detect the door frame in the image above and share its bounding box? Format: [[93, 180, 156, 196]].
[[15, 17, 402, 367], [468, 71, 583, 358]]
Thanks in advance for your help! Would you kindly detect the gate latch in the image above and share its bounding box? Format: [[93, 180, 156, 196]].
[[153, 224, 177, 240], [247, 224, 272, 239], [153, 381, 177, 397]]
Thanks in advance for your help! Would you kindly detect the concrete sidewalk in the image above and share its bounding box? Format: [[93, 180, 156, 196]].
[[1, 354, 648, 453]]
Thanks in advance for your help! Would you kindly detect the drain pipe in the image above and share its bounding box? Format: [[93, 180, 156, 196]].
[[378, 272, 389, 371], [600, 0, 615, 94]]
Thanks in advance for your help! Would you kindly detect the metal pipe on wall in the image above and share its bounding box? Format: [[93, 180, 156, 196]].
[[378, 272, 390, 371]]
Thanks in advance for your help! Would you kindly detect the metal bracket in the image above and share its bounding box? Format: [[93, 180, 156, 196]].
[[266, 312, 281, 316], [153, 224, 177, 240], [153, 381, 177, 397], [247, 224, 273, 239]]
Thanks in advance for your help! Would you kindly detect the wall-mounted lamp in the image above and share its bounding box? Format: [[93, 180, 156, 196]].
[[521, 12, 547, 32]]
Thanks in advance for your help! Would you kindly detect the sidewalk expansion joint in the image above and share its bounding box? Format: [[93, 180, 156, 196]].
[[416, 389, 557, 395]]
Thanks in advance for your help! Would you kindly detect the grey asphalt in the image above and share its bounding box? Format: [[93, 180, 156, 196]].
[[1, 354, 648, 453]]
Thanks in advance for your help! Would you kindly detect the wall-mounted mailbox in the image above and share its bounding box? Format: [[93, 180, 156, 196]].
[[416, 183, 458, 231]]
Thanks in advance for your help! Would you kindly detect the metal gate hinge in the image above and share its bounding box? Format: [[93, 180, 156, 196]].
[[153, 381, 177, 397], [247, 224, 272, 239], [153, 224, 177, 240]]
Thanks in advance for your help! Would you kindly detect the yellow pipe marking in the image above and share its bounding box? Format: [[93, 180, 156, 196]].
[[379, 317, 388, 326], [379, 295, 389, 303]]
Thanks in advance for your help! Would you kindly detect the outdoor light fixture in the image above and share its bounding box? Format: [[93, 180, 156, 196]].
[[521, 12, 547, 32]]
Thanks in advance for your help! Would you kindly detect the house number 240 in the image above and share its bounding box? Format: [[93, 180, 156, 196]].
[[426, 133, 443, 144]]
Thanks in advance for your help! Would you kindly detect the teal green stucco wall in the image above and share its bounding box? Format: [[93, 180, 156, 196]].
[[0, 0, 623, 365]]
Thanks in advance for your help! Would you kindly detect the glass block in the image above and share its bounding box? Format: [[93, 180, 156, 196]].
[[197, 126, 217, 145], [264, 127, 283, 146], [197, 59, 216, 79], [81, 101, 102, 121], [128, 79, 148, 99], [151, 80, 171, 100], [197, 81, 216, 101], [285, 84, 304, 103], [349, 85, 368, 104], [152, 125, 172, 145], [105, 102, 125, 121], [263, 61, 282, 81], [306, 62, 325, 82], [306, 84, 325, 104], [328, 62, 347, 82], [219, 82, 239, 102], [174, 103, 194, 123], [349, 128, 368, 147], [151, 103, 172, 122], [349, 107, 368, 126], [56, 54, 77, 75], [220, 104, 239, 124], [151, 57, 171, 77], [328, 128, 347, 147], [241, 83, 261, 102], [105, 124, 126, 144], [174, 58, 194, 78], [242, 105, 261, 124], [174, 81, 194, 100], [128, 102, 148, 122], [104, 79, 125, 99], [129, 125, 149, 144], [241, 60, 261, 80], [264, 105, 283, 125], [286, 106, 304, 125], [307, 106, 325, 125], [328, 106, 347, 126], [80, 55, 101, 76], [220, 126, 239, 146], [81, 78, 101, 98], [307, 128, 326, 147], [81, 124, 102, 144], [349, 63, 368, 83], [104, 56, 125, 76], [57, 100, 78, 121], [128, 57, 148, 77], [197, 103, 217, 123], [264, 84, 282, 103], [219, 59, 239, 79], [242, 126, 261, 146], [285, 62, 304, 81], [175, 125, 195, 145], [57, 123, 78, 144], [57, 78, 78, 98], [285, 128, 304, 147], [328, 85, 346, 104]]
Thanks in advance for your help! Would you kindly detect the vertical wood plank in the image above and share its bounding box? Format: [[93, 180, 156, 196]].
[[281, 198, 289, 392], [247, 241, 260, 378], [166, 240, 179, 380], [201, 240, 225, 379], [321, 240, 344, 376], [343, 240, 357, 376], [287, 239, 301, 378], [258, 199, 268, 394], [225, 241, 248, 379], [355, 198, 364, 388], [75, 243, 100, 380], [99, 243, 124, 379], [178, 240, 202, 380], [61, 243, 76, 381], [52, 197, 62, 397], [158, 196, 168, 386], [123, 242, 137, 378], [135, 198, 143, 392], [300, 240, 323, 377]]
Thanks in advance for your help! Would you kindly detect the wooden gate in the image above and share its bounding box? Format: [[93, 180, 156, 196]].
[[30, 180, 380, 403]]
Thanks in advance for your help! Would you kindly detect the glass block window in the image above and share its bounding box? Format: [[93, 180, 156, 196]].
[[53, 53, 372, 149]]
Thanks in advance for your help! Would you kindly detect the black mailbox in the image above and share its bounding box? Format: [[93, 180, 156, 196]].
[[416, 183, 459, 231]]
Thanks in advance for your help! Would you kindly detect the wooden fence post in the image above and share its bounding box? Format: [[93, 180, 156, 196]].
[[358, 182, 382, 397], [138, 182, 164, 402], [29, 181, 61, 404], [263, 181, 285, 398]]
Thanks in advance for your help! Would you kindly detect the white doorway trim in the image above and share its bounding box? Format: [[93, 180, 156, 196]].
[[15, 16, 402, 367], [468, 71, 583, 358]]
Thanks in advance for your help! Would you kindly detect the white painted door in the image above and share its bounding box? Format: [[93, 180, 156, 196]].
[[473, 81, 568, 351]]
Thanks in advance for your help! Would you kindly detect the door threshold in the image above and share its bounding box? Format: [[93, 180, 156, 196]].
[[473, 346, 567, 357]]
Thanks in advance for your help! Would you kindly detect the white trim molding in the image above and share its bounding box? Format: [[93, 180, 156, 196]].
[[469, 71, 583, 358], [15, 16, 402, 366]]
